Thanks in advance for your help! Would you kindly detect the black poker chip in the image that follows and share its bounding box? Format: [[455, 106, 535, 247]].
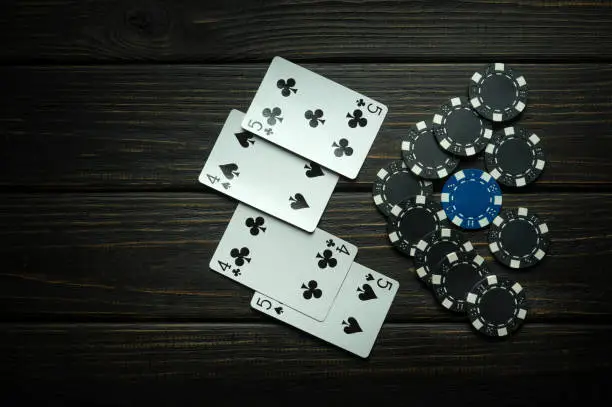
[[372, 160, 434, 217], [466, 275, 527, 337], [387, 195, 449, 256], [469, 63, 528, 123], [412, 228, 474, 286], [401, 121, 459, 179], [485, 126, 546, 187], [432, 97, 493, 157], [431, 251, 490, 313], [488, 207, 550, 269]]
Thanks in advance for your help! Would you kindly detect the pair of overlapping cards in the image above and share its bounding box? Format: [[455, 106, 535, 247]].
[[200, 57, 397, 357]]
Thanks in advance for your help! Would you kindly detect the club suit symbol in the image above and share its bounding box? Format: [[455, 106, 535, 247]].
[[301, 280, 322, 300], [230, 247, 251, 266], [305, 109, 325, 127], [346, 109, 368, 128], [277, 78, 297, 97], [316, 249, 337, 269], [245, 217, 266, 235], [332, 139, 353, 157], [262, 107, 283, 125]]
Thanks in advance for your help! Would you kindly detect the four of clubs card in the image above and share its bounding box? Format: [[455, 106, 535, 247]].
[[242, 57, 388, 179], [210, 204, 358, 321], [199, 110, 339, 232]]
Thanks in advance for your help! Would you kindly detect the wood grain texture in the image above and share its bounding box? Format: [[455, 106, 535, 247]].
[[2, 0, 612, 401], [1, 0, 612, 63], [1, 192, 610, 322], [2, 323, 611, 404], [1, 64, 611, 190]]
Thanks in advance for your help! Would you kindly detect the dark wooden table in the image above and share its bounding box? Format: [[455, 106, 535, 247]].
[[1, 1, 611, 404]]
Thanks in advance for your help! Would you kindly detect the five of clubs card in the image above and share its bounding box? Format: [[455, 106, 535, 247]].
[[201, 57, 396, 357], [242, 57, 388, 179]]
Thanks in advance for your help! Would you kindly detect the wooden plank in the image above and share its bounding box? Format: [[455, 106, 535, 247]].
[[1, 1, 612, 62], [2, 323, 611, 404], [1, 192, 610, 322], [1, 64, 611, 190]]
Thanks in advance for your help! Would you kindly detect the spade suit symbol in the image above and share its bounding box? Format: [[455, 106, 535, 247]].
[[235, 131, 255, 148], [305, 162, 324, 178], [219, 163, 239, 180], [342, 317, 363, 334], [357, 284, 377, 301], [365, 273, 374, 281], [274, 306, 284, 315], [289, 193, 309, 210]]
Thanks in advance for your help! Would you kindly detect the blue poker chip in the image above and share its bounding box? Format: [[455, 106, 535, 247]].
[[441, 169, 503, 230]]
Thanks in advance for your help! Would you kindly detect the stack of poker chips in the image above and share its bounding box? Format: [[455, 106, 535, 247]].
[[372, 63, 550, 338]]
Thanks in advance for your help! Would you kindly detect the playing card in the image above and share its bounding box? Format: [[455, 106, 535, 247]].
[[251, 262, 399, 358], [242, 57, 388, 179], [199, 109, 339, 232], [210, 203, 358, 321]]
